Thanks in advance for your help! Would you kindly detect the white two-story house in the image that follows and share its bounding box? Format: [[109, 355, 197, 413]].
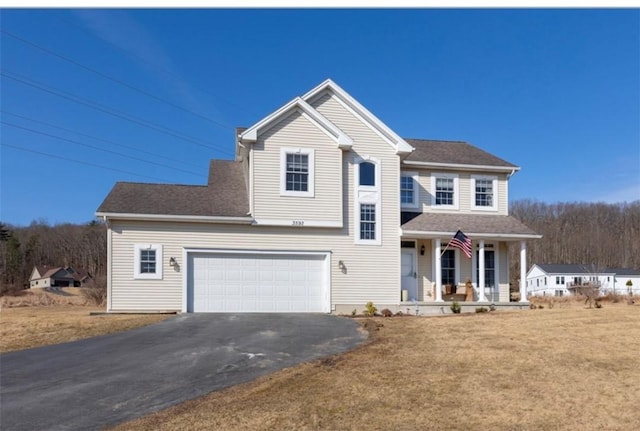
[[96, 79, 540, 314]]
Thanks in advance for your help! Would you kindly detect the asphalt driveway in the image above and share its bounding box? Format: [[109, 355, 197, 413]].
[[0, 313, 366, 431]]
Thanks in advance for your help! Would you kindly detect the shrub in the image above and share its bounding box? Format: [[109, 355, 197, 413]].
[[476, 306, 488, 313], [380, 308, 393, 317], [80, 276, 107, 306], [364, 301, 378, 317], [450, 301, 461, 314]]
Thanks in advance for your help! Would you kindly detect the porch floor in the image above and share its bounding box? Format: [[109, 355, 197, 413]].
[[397, 301, 530, 315]]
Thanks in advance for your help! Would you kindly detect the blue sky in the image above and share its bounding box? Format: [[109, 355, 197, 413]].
[[1, 8, 639, 226]]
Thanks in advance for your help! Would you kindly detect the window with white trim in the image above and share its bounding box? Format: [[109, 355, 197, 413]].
[[280, 148, 314, 197], [355, 157, 381, 245], [360, 203, 376, 240], [134, 244, 163, 279], [471, 175, 498, 211], [400, 172, 419, 209], [431, 173, 458, 209]]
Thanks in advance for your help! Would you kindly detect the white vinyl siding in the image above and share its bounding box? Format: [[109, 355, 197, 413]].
[[109, 90, 402, 312], [253, 110, 342, 225]]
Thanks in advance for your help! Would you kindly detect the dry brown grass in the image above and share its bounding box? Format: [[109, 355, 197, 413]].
[[112, 302, 640, 431], [0, 288, 171, 353]]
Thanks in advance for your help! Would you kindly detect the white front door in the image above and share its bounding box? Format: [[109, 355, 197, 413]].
[[401, 249, 417, 301]]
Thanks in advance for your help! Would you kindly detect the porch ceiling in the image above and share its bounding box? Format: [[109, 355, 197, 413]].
[[401, 212, 541, 240]]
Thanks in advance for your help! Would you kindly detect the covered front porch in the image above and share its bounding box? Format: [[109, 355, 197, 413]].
[[399, 212, 542, 307]]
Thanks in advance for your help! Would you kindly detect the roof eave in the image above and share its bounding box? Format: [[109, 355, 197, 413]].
[[96, 212, 253, 224], [402, 160, 520, 173], [401, 229, 542, 240]]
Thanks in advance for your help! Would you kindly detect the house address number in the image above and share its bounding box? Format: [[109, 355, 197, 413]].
[[292, 220, 305, 226]]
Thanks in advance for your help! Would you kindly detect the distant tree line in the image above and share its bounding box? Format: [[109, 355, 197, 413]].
[[0, 220, 107, 294], [509, 200, 640, 285], [1, 200, 639, 294]]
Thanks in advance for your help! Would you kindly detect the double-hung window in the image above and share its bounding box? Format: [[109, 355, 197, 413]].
[[280, 148, 314, 197], [431, 173, 458, 209], [134, 244, 163, 279], [472, 175, 497, 211], [360, 203, 376, 240], [400, 172, 418, 209]]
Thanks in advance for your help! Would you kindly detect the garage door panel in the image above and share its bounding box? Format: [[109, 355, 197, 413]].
[[188, 253, 327, 313]]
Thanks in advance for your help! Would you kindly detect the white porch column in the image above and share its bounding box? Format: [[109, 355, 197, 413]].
[[478, 239, 487, 302], [435, 238, 443, 302], [520, 241, 528, 302]]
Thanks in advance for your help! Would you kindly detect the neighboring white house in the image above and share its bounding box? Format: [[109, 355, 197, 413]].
[[526, 264, 640, 297], [96, 79, 540, 314]]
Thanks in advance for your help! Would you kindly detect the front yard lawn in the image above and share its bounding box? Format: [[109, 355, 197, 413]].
[[112, 302, 640, 431]]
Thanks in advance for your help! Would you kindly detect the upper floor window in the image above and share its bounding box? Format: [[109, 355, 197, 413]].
[[431, 173, 458, 209], [359, 162, 376, 186], [355, 157, 381, 245], [360, 203, 376, 240], [280, 148, 314, 197], [472, 175, 497, 211], [134, 244, 163, 280], [400, 172, 418, 209]]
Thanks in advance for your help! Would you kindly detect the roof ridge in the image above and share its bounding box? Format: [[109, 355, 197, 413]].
[[404, 138, 468, 144]]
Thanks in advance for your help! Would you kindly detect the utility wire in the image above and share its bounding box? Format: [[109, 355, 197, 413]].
[[54, 13, 261, 118], [1, 110, 203, 170], [1, 29, 236, 131], [2, 143, 168, 182], [1, 69, 235, 157], [2, 121, 203, 177]]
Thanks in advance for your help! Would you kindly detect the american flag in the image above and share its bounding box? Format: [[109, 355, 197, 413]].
[[449, 230, 472, 259]]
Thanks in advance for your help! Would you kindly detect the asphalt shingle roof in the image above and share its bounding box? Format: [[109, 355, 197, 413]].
[[536, 264, 640, 275], [404, 139, 518, 168], [401, 212, 539, 237], [97, 160, 249, 218]]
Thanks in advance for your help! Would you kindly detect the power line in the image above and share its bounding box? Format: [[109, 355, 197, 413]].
[[1, 69, 235, 157], [54, 13, 261, 118], [2, 121, 203, 177], [1, 110, 203, 170], [2, 143, 168, 182], [1, 29, 236, 131]]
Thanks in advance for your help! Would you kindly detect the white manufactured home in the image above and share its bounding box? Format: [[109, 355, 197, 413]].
[[526, 264, 640, 297], [97, 79, 541, 314]]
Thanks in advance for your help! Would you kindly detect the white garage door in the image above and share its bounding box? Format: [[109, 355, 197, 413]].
[[187, 252, 329, 313]]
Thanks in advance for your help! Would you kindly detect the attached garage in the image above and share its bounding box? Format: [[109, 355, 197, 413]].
[[186, 251, 330, 313]]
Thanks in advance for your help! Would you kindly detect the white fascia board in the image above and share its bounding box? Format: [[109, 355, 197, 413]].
[[402, 160, 521, 173], [239, 96, 352, 149], [96, 212, 254, 224], [302, 79, 414, 155], [401, 229, 542, 240]]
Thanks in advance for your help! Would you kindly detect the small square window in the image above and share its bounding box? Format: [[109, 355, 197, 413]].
[[134, 244, 163, 280]]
